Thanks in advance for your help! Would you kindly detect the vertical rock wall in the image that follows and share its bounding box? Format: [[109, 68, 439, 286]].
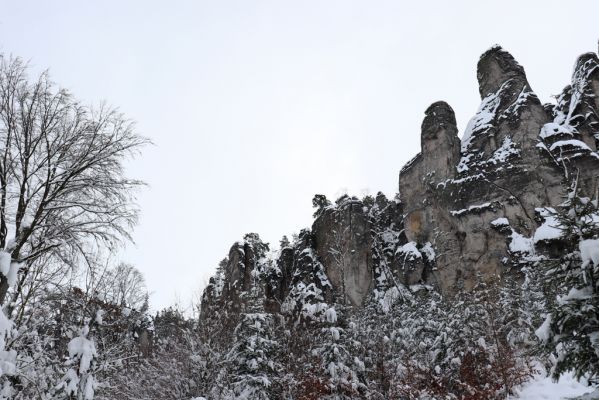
[[397, 45, 599, 294], [201, 43, 599, 318]]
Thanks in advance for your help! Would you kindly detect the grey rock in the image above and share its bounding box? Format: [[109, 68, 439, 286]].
[[312, 197, 373, 306], [201, 42, 599, 320]]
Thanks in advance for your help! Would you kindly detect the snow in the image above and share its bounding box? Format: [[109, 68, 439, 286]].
[[20, 214, 33, 230], [559, 286, 592, 304], [581, 213, 599, 229], [325, 307, 337, 324], [409, 283, 433, 292], [300, 301, 328, 320], [575, 389, 599, 400], [438, 173, 485, 188], [477, 337, 487, 349], [461, 88, 502, 152], [84, 375, 97, 400], [316, 268, 332, 288], [0, 309, 12, 337], [534, 210, 563, 243], [6, 262, 20, 288], [487, 137, 519, 164], [68, 333, 97, 375], [549, 139, 592, 152], [510, 230, 535, 254], [580, 238, 599, 267], [353, 357, 365, 372], [451, 202, 493, 216], [330, 327, 340, 341], [510, 370, 596, 399], [458, 81, 515, 172], [63, 369, 79, 396], [0, 308, 16, 378], [397, 242, 421, 260], [539, 58, 599, 165], [540, 122, 576, 139], [566, 60, 593, 123], [379, 286, 401, 314], [247, 359, 258, 370], [458, 136, 519, 173], [589, 332, 599, 358], [535, 315, 552, 343], [457, 153, 473, 173], [505, 87, 533, 115], [0, 252, 10, 277], [492, 217, 510, 227], [0, 350, 16, 377], [380, 230, 399, 245], [421, 242, 436, 262], [328, 361, 337, 379], [95, 310, 104, 325]]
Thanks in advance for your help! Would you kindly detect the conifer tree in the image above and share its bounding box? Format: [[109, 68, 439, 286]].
[[536, 183, 599, 383], [312, 307, 363, 399], [225, 313, 280, 400]]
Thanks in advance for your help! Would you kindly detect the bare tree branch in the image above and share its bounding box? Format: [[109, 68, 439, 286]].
[[0, 55, 149, 309]]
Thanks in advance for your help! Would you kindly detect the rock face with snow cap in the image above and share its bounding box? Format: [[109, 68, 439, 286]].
[[464, 46, 548, 174], [540, 51, 599, 189], [398, 45, 599, 294], [477, 45, 527, 98], [201, 43, 599, 321], [448, 45, 560, 290]]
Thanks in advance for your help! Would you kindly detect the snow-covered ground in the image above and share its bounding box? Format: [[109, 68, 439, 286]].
[[511, 371, 598, 399]]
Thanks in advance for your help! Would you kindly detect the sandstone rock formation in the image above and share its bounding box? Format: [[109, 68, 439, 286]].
[[201, 43, 599, 318], [398, 45, 599, 294]]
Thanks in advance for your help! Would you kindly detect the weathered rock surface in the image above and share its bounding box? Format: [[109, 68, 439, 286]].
[[201, 43, 599, 318], [395, 45, 599, 294], [312, 198, 373, 306]]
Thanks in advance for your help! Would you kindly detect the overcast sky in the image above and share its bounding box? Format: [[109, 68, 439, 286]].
[[1, 0, 597, 310]]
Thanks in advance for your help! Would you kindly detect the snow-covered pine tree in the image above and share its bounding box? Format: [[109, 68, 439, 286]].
[[0, 307, 15, 399], [536, 182, 599, 383], [343, 301, 394, 400], [105, 307, 207, 400], [211, 233, 282, 399], [224, 312, 280, 400], [389, 288, 448, 399], [311, 306, 363, 400], [58, 324, 98, 400], [386, 281, 534, 399]]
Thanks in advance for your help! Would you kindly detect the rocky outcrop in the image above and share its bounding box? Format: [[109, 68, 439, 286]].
[[397, 45, 596, 294], [201, 43, 599, 319], [395, 45, 599, 295], [541, 51, 599, 192], [312, 198, 373, 306]]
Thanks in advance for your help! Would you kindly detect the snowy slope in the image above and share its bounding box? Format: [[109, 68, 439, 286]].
[[511, 372, 597, 400]]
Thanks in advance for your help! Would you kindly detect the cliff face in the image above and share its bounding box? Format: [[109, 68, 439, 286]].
[[201, 44, 599, 318], [399, 45, 599, 294]]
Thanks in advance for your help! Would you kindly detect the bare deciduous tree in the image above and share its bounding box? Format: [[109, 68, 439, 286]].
[[101, 262, 148, 311], [0, 55, 148, 309]]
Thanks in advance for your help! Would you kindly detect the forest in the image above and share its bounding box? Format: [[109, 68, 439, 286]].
[[0, 42, 598, 400]]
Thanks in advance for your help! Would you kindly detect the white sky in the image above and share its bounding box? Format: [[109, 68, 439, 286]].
[[1, 0, 597, 310]]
